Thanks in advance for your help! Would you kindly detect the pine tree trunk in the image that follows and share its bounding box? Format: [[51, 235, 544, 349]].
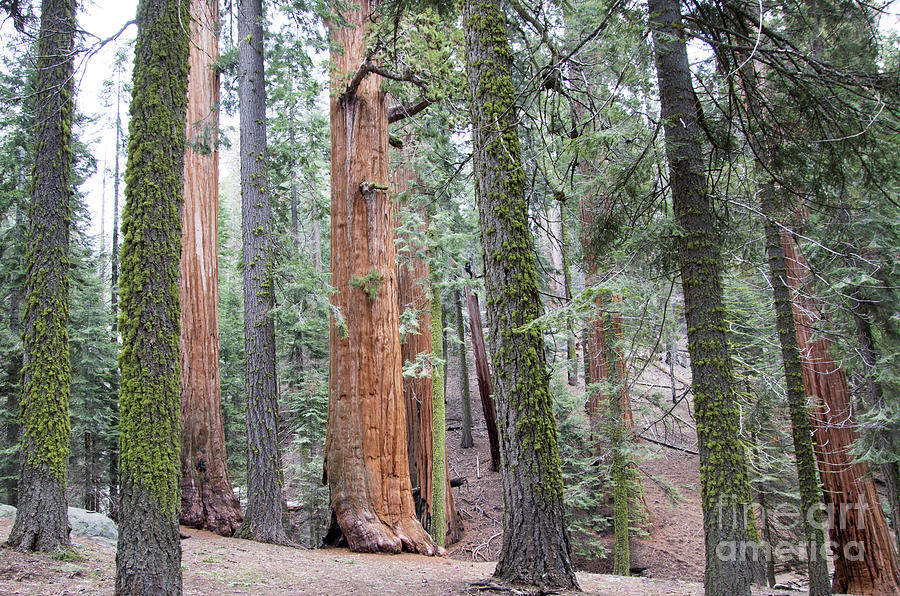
[[114, 0, 189, 591], [7, 0, 76, 553], [234, 0, 287, 545], [323, 0, 435, 555], [560, 208, 577, 386], [649, 0, 758, 592], [455, 289, 474, 449], [463, 0, 577, 588], [179, 0, 243, 537], [465, 286, 500, 471], [781, 232, 900, 595]]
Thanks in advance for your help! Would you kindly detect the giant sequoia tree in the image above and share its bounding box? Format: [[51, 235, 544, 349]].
[[6, 0, 76, 554], [648, 0, 760, 593], [114, 0, 189, 592], [180, 0, 243, 536], [234, 0, 288, 545], [462, 0, 577, 588], [323, 0, 436, 555]]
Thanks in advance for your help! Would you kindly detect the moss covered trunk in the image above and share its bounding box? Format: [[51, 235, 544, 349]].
[[781, 232, 900, 595], [323, 0, 435, 555], [234, 0, 287, 545], [7, 0, 76, 554], [649, 0, 758, 593], [179, 0, 243, 537], [114, 0, 189, 591], [463, 0, 577, 588], [465, 286, 500, 471], [429, 283, 446, 548]]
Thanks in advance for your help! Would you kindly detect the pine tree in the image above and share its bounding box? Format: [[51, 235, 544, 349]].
[[462, 0, 577, 588], [6, 0, 76, 553], [648, 0, 760, 592], [114, 0, 189, 591], [233, 0, 288, 545]]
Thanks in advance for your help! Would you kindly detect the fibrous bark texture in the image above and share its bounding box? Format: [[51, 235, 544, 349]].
[[234, 0, 288, 545], [7, 0, 76, 554], [649, 0, 758, 593], [323, 0, 436, 555], [465, 286, 500, 472], [115, 0, 189, 592], [180, 0, 243, 537], [463, 0, 577, 588], [781, 232, 900, 595]]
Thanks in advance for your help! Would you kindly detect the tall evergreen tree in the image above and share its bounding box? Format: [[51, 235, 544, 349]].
[[180, 0, 243, 537], [462, 0, 577, 588], [323, 0, 436, 555], [234, 0, 288, 544], [648, 0, 760, 592], [6, 0, 76, 553], [114, 0, 189, 591]]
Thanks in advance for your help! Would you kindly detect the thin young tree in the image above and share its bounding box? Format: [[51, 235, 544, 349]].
[[648, 0, 760, 592], [114, 0, 190, 591], [462, 0, 577, 588], [6, 0, 76, 553], [180, 0, 243, 536], [234, 0, 288, 544]]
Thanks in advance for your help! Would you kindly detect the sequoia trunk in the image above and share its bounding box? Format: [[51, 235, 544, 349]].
[[7, 0, 76, 553], [781, 232, 900, 595], [179, 0, 242, 537], [323, 0, 435, 555]]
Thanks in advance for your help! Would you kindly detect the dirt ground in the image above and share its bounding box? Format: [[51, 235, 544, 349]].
[[0, 517, 803, 595]]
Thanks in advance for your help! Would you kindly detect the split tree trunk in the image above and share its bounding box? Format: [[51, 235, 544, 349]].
[[649, 0, 759, 592], [179, 0, 242, 537], [463, 0, 577, 587], [114, 0, 190, 591], [781, 231, 900, 595], [465, 286, 500, 471], [323, 0, 435, 555], [234, 0, 288, 545], [7, 0, 76, 554]]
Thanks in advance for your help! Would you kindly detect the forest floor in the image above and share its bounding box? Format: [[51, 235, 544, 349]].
[[0, 518, 803, 595]]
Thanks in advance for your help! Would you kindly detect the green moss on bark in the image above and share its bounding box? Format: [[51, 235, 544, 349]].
[[429, 283, 446, 548], [117, 0, 189, 520]]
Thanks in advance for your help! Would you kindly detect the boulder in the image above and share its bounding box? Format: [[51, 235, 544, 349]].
[[67, 507, 117, 545]]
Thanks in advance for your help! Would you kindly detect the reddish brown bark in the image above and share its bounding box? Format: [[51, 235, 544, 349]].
[[394, 146, 460, 545], [179, 0, 242, 536], [323, 0, 435, 555], [782, 231, 900, 595], [464, 286, 500, 472]]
